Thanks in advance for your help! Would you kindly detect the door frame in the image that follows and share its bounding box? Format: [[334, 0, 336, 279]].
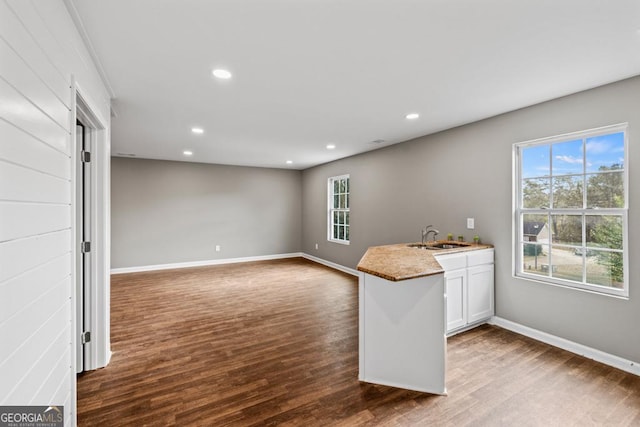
[[71, 81, 111, 375]]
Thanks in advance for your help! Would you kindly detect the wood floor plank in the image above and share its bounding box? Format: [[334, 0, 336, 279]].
[[77, 258, 640, 426]]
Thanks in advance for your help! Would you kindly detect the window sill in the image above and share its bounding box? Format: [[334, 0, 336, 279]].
[[328, 239, 350, 246], [513, 272, 628, 299]]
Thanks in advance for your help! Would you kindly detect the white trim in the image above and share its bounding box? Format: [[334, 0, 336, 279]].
[[328, 174, 350, 244], [512, 123, 629, 298], [301, 253, 359, 276], [111, 252, 359, 278], [489, 316, 640, 377], [73, 86, 110, 373], [514, 122, 628, 148], [63, 0, 116, 98], [359, 378, 447, 396], [111, 253, 304, 274]]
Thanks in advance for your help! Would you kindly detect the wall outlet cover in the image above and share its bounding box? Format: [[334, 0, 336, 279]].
[[467, 218, 475, 229]]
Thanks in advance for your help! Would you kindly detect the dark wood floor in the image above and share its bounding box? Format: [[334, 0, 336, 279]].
[[78, 258, 640, 426]]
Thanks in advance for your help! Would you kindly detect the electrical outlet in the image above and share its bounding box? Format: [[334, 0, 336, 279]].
[[467, 218, 475, 229], [215, 245, 221, 252], [315, 243, 319, 250]]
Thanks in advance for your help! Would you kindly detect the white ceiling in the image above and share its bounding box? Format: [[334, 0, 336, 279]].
[[67, 0, 640, 170]]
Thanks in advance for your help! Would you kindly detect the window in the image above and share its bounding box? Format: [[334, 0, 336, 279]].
[[328, 175, 350, 244], [513, 124, 628, 297]]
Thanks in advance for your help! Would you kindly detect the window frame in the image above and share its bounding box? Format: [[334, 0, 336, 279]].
[[328, 174, 350, 245], [513, 123, 629, 298]]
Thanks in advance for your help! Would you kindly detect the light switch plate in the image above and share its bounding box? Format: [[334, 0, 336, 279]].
[[467, 218, 475, 229]]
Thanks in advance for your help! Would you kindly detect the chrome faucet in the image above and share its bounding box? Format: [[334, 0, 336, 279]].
[[421, 225, 440, 244]]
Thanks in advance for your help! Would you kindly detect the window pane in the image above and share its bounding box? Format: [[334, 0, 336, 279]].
[[345, 193, 349, 209], [333, 195, 339, 209], [333, 211, 339, 225], [516, 127, 626, 295], [333, 180, 339, 193], [345, 211, 350, 226], [345, 226, 349, 241], [345, 178, 350, 193], [338, 226, 345, 240], [551, 214, 582, 246], [586, 132, 624, 173], [552, 176, 583, 208], [339, 179, 346, 193], [522, 214, 549, 243], [586, 172, 624, 208], [522, 244, 549, 276], [552, 139, 583, 175], [523, 178, 550, 208], [587, 250, 623, 288], [333, 225, 338, 239], [586, 216, 623, 250], [522, 145, 550, 178], [339, 194, 346, 209], [550, 246, 583, 282]]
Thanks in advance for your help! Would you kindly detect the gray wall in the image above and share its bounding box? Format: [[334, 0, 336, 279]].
[[111, 158, 302, 268], [302, 76, 640, 362]]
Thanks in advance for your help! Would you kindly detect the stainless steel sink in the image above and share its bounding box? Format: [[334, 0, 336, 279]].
[[407, 242, 471, 250], [407, 243, 441, 250]]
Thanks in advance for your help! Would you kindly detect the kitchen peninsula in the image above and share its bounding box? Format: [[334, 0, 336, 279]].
[[357, 241, 494, 395]]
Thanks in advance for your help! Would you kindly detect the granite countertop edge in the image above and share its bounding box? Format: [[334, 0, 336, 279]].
[[356, 242, 494, 282]]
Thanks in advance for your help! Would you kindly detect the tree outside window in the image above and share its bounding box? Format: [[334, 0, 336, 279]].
[[515, 125, 628, 297]]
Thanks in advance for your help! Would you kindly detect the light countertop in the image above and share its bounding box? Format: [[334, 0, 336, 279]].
[[357, 241, 493, 281]]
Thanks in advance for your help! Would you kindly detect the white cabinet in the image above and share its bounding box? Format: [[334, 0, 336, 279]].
[[443, 268, 466, 331], [358, 272, 446, 394], [436, 248, 494, 335], [467, 263, 494, 323]]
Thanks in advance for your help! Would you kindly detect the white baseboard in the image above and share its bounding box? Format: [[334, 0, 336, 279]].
[[490, 316, 640, 377], [110, 252, 303, 274], [110, 252, 359, 277], [301, 253, 359, 276]]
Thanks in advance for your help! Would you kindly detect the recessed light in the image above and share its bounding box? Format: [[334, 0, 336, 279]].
[[405, 113, 420, 120], [286, 160, 293, 165], [326, 144, 336, 150], [212, 69, 232, 79], [183, 150, 193, 156], [191, 127, 204, 134]]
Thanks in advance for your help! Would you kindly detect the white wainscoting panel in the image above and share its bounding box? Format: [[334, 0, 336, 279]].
[[0, 1, 70, 106], [0, 119, 71, 179], [0, 202, 71, 242], [0, 37, 70, 129], [0, 161, 70, 203], [0, 1, 111, 424], [0, 230, 71, 283]]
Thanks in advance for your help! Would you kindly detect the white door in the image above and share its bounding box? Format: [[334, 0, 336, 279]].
[[76, 120, 91, 373], [445, 269, 466, 332], [467, 264, 494, 324]]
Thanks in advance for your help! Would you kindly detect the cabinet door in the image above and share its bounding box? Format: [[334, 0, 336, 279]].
[[445, 269, 466, 332], [467, 264, 494, 323]]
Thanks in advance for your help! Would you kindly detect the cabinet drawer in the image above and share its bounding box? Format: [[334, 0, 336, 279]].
[[435, 253, 466, 271], [467, 249, 494, 267]]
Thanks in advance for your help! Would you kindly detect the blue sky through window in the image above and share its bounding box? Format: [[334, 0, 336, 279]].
[[585, 132, 624, 172], [522, 132, 624, 178]]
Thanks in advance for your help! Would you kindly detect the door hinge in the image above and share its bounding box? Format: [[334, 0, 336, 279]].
[[81, 331, 91, 344], [81, 241, 91, 253], [81, 150, 91, 162]]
